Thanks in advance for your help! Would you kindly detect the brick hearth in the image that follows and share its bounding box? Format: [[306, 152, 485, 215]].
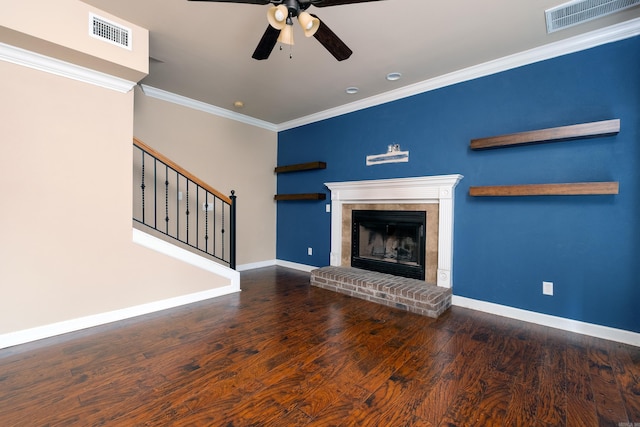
[[310, 266, 452, 318]]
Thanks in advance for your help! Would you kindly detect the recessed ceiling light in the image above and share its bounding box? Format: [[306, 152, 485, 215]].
[[386, 72, 402, 81], [233, 101, 244, 108], [345, 87, 359, 95]]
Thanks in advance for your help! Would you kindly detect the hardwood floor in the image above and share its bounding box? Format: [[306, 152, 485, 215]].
[[0, 266, 638, 426]]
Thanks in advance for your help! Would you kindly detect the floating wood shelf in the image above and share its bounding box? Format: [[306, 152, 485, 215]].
[[274, 193, 326, 201], [274, 162, 327, 200], [470, 119, 620, 150], [469, 182, 619, 197], [274, 161, 326, 174]]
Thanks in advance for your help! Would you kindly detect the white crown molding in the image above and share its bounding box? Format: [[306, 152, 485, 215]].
[[452, 295, 640, 347], [139, 84, 279, 132], [0, 42, 136, 93], [41, 16, 633, 131], [277, 17, 640, 131]]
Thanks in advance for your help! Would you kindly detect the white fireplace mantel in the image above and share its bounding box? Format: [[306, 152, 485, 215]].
[[325, 174, 463, 288]]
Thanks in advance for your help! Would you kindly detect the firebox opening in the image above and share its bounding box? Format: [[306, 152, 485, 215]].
[[351, 210, 426, 280]]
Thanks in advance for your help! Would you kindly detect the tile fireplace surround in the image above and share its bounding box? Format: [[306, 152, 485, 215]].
[[324, 175, 463, 289]]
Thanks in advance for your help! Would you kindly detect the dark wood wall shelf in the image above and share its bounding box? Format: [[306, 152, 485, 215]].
[[470, 119, 620, 150], [274, 193, 326, 201], [274, 161, 326, 174], [275, 161, 327, 201], [469, 182, 619, 197]]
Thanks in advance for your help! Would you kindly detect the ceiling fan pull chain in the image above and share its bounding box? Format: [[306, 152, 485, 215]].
[[279, 43, 293, 59]]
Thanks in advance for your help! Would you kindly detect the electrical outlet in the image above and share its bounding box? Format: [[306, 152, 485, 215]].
[[543, 281, 553, 296], [307, 247, 313, 256]]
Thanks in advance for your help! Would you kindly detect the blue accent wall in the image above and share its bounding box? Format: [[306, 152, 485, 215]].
[[276, 36, 640, 333]]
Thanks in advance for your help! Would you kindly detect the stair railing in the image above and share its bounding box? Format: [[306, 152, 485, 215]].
[[133, 138, 236, 269]]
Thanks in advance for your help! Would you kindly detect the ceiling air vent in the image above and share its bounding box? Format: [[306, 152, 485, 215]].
[[545, 0, 640, 33], [89, 13, 132, 49]]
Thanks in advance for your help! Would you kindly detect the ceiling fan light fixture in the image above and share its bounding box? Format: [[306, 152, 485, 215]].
[[267, 5, 288, 30], [298, 12, 320, 37], [278, 23, 295, 45]]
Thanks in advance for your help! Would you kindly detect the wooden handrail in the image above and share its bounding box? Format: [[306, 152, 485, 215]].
[[133, 137, 232, 205]]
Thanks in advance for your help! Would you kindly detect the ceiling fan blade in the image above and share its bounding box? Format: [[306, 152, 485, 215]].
[[311, 14, 352, 61], [187, 0, 270, 4], [252, 25, 281, 60], [310, 0, 385, 7]]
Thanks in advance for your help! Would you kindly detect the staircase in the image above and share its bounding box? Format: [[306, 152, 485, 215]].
[[132, 138, 236, 269]]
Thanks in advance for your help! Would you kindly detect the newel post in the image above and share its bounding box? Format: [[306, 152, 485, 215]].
[[229, 190, 237, 270]]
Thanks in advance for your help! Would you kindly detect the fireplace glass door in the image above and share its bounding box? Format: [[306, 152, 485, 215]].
[[351, 210, 426, 280]]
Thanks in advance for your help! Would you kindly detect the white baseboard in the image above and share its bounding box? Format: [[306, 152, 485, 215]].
[[452, 295, 640, 347], [0, 284, 239, 349], [237, 259, 318, 273], [0, 230, 243, 349], [237, 259, 324, 273], [275, 259, 319, 272], [236, 259, 276, 271]]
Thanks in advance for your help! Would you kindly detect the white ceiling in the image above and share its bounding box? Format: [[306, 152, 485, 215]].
[[81, 0, 640, 126]]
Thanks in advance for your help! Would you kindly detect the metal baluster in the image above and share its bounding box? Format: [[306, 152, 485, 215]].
[[213, 196, 217, 258], [165, 165, 169, 233], [153, 157, 157, 230], [185, 180, 190, 244], [196, 187, 199, 250], [204, 192, 209, 255], [140, 150, 145, 224], [175, 171, 179, 239], [221, 198, 225, 260]]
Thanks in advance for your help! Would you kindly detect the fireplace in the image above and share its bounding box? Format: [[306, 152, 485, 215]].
[[325, 175, 463, 288], [351, 210, 426, 280]]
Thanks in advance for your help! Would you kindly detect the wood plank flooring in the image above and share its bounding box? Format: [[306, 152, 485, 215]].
[[0, 266, 638, 426]]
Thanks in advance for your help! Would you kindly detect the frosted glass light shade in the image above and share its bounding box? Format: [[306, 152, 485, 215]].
[[267, 5, 288, 30], [277, 24, 294, 45], [297, 12, 319, 37]]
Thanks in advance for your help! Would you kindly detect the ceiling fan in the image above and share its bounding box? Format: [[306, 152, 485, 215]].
[[188, 0, 384, 61]]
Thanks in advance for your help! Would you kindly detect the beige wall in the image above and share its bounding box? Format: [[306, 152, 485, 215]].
[[0, 56, 231, 335], [133, 92, 278, 266], [0, 0, 148, 82], [0, 0, 272, 338]]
